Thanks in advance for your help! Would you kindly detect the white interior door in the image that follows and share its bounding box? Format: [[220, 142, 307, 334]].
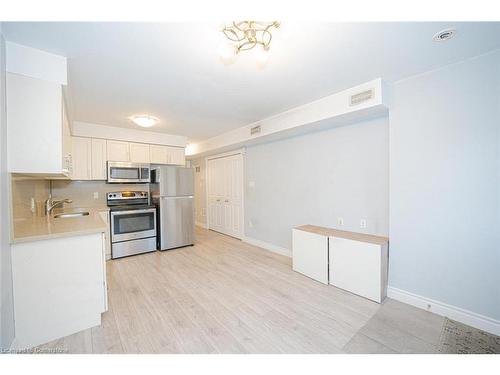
[[207, 152, 243, 239]]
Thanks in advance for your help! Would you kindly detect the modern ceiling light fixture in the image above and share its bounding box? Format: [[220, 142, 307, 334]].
[[219, 21, 280, 65], [130, 115, 159, 128]]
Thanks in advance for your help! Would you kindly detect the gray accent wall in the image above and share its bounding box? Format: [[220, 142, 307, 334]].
[[389, 50, 500, 320], [244, 116, 390, 250]]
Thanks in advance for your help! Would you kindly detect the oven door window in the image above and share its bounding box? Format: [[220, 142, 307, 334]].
[[110, 167, 139, 180], [113, 212, 155, 234]]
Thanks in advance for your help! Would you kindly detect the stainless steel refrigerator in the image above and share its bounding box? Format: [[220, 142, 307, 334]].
[[150, 166, 195, 250]]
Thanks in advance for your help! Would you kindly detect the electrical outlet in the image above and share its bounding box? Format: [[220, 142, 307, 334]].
[[337, 217, 344, 226], [248, 180, 255, 188], [360, 219, 367, 229], [249, 220, 254, 228], [93, 192, 99, 199]]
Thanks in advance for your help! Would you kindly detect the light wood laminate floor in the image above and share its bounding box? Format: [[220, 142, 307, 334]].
[[38, 227, 446, 354]]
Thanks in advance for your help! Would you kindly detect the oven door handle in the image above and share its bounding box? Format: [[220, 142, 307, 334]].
[[111, 208, 156, 216]]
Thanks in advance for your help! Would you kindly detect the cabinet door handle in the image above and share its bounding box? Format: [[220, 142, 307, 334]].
[[216, 199, 220, 202], [224, 199, 229, 202]]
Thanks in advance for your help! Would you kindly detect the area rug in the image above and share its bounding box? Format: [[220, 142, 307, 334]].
[[438, 318, 500, 354]]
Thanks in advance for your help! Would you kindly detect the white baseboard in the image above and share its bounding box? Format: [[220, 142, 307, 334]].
[[387, 286, 500, 336], [242, 236, 292, 258], [195, 221, 208, 229]]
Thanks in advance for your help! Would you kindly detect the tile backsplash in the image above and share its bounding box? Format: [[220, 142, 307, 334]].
[[11, 177, 50, 219], [50, 180, 150, 208]]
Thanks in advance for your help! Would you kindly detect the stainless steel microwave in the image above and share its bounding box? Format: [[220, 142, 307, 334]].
[[107, 162, 151, 183]]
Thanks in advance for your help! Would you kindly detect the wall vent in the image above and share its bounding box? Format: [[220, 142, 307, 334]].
[[349, 89, 374, 106], [250, 125, 261, 135]]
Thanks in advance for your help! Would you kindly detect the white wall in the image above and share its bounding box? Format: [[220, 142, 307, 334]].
[[244, 116, 389, 250], [190, 158, 207, 227], [0, 25, 15, 349], [389, 50, 500, 320]]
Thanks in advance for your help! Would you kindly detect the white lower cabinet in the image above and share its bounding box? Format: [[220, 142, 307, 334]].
[[98, 210, 111, 260], [329, 237, 388, 303], [292, 225, 388, 303], [292, 229, 329, 284], [11, 232, 107, 349]]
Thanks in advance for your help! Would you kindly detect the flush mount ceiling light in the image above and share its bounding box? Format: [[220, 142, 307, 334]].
[[130, 115, 159, 128], [219, 21, 280, 65], [433, 28, 457, 42]]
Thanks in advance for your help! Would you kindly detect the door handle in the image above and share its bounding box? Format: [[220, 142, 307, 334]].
[[216, 199, 221, 202]]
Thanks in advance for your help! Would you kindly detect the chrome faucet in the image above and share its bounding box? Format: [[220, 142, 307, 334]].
[[45, 195, 73, 215]]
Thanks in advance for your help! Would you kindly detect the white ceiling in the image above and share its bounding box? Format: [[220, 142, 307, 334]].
[[3, 22, 500, 142]]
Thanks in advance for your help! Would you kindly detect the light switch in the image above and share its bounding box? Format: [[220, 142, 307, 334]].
[[93, 192, 99, 199], [248, 180, 255, 188], [360, 219, 367, 229], [337, 217, 344, 226]]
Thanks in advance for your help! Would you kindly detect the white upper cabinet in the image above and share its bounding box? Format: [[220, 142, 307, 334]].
[[71, 137, 92, 180], [7, 73, 67, 175], [62, 104, 72, 176], [149, 145, 169, 164], [129, 142, 150, 163], [149, 145, 185, 165], [91, 138, 107, 180], [106, 140, 130, 162], [169, 147, 186, 166]]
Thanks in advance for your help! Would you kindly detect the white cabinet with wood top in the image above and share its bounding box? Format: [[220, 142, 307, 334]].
[[292, 225, 389, 303], [292, 228, 329, 284], [329, 236, 388, 303], [71, 136, 92, 180], [91, 138, 107, 180], [129, 142, 150, 163], [106, 140, 130, 162]]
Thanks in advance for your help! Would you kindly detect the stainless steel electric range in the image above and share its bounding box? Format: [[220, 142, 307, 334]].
[[107, 191, 157, 259]]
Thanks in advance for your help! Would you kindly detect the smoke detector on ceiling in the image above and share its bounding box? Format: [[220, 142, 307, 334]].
[[433, 28, 457, 42]]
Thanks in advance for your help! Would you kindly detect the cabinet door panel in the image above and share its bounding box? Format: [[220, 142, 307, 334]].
[[170, 147, 185, 165], [71, 137, 91, 180], [91, 139, 107, 180], [150, 145, 169, 164], [7, 73, 63, 174], [129, 143, 150, 163], [329, 237, 383, 302], [106, 140, 130, 162], [292, 229, 329, 284]]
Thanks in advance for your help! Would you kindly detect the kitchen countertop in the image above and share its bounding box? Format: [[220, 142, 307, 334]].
[[294, 224, 389, 245], [11, 207, 109, 244]]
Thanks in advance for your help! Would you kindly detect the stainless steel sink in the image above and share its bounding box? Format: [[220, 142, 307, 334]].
[[54, 212, 90, 219]]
